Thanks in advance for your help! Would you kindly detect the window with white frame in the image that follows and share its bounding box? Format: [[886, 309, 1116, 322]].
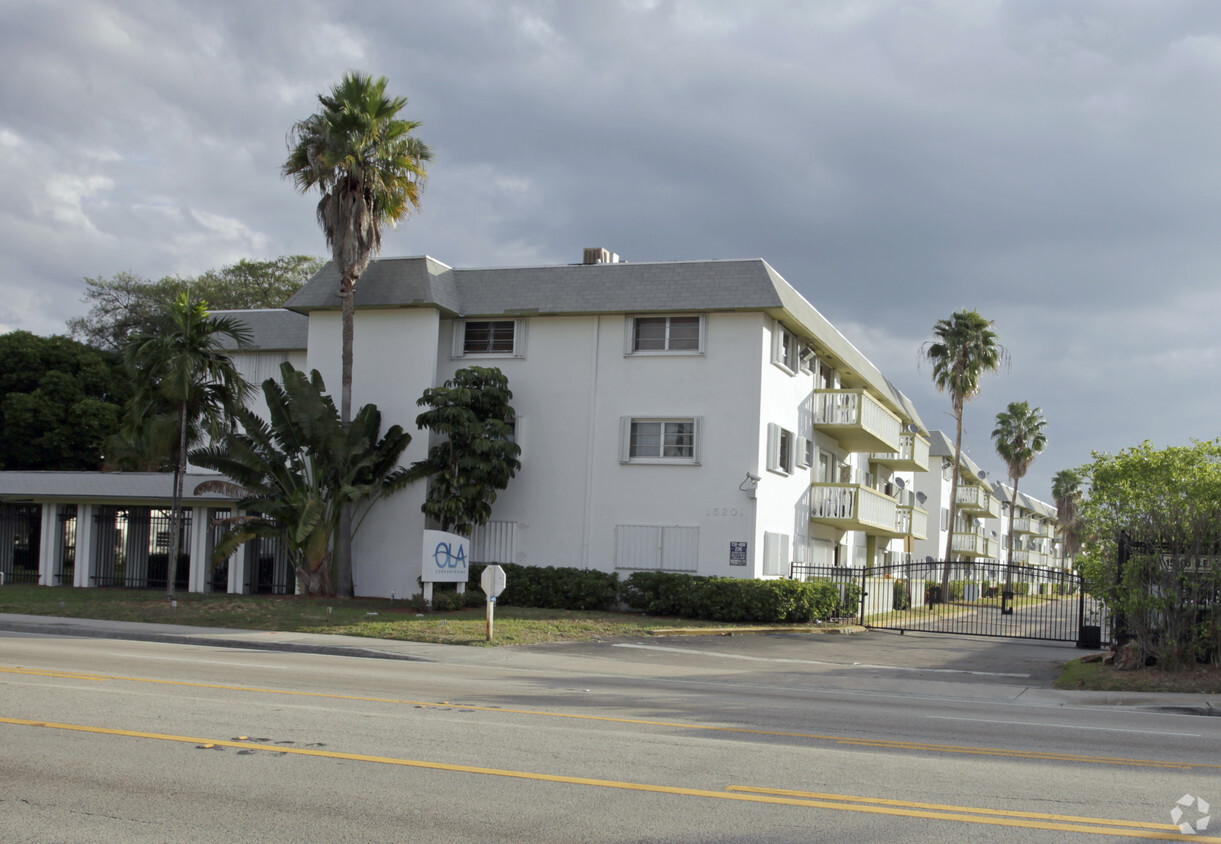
[[762, 531, 789, 576], [767, 423, 795, 475], [771, 322, 800, 374], [627, 315, 704, 354], [620, 417, 701, 463], [454, 319, 526, 358], [795, 436, 812, 469]]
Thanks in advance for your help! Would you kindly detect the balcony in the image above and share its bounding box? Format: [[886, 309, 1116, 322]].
[[952, 526, 999, 559], [957, 483, 1001, 518], [813, 389, 902, 454], [1011, 516, 1035, 535], [810, 483, 904, 538], [897, 503, 928, 540], [870, 432, 931, 472]]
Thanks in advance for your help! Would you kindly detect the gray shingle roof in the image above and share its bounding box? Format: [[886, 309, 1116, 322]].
[[928, 430, 991, 486], [211, 309, 308, 351], [282, 254, 925, 422]]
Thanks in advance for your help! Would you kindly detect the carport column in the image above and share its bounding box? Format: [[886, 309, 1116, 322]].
[[37, 503, 57, 586], [227, 509, 246, 594], [188, 506, 209, 593], [73, 503, 95, 588]]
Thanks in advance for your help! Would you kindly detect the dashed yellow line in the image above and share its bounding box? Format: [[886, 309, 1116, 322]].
[[1, 664, 1214, 772], [0, 716, 1213, 841]]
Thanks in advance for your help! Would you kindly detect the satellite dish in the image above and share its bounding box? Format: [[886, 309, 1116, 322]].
[[894, 477, 906, 490], [916, 492, 928, 504]]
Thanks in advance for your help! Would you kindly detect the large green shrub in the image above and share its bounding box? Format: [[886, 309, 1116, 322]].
[[467, 563, 619, 611], [621, 572, 854, 623]]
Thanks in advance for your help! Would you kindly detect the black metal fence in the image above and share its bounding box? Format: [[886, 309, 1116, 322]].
[[91, 507, 191, 591], [0, 504, 41, 584], [792, 559, 1111, 647]]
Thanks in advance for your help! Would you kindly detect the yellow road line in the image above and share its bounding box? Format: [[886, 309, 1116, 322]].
[[1, 665, 1212, 772], [1, 667, 110, 681], [727, 786, 1171, 830], [0, 716, 1213, 842]]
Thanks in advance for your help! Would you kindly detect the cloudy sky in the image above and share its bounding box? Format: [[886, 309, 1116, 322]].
[[3, 0, 1220, 501]]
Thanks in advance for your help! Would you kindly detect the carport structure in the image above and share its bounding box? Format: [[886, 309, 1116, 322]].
[[0, 471, 291, 594]]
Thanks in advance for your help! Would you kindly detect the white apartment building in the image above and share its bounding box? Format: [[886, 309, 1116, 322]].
[[0, 250, 933, 597], [911, 430, 1003, 565], [990, 485, 1065, 571]]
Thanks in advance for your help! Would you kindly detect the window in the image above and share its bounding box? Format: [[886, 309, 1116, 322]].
[[941, 508, 949, 531], [454, 319, 526, 357], [615, 524, 698, 571], [771, 322, 800, 373], [626, 315, 704, 354], [762, 531, 790, 576], [767, 424, 794, 475], [620, 417, 701, 464], [795, 436, 813, 469]]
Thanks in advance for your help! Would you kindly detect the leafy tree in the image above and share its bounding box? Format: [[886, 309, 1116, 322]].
[[412, 367, 521, 535], [921, 310, 1006, 568], [123, 293, 253, 596], [192, 364, 413, 596], [284, 71, 432, 596], [1051, 468, 1082, 569], [991, 402, 1047, 590], [68, 256, 323, 351], [0, 331, 128, 470], [1075, 439, 1221, 595]]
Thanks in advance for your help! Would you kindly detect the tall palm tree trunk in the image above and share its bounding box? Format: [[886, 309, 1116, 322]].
[[335, 277, 356, 597], [1005, 476, 1019, 594], [939, 409, 964, 603], [166, 404, 188, 598]]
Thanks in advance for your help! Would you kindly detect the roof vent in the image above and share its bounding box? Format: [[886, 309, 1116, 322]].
[[583, 247, 620, 265]]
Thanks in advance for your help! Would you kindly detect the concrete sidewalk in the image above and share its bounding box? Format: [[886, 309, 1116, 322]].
[[1, 612, 1216, 713]]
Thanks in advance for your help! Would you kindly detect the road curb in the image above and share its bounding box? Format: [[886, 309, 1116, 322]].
[[650, 624, 866, 637], [0, 618, 427, 662]]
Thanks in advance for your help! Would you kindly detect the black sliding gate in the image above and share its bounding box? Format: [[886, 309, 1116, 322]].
[[792, 560, 1111, 648]]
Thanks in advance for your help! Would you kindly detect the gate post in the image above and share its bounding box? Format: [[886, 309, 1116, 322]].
[[858, 565, 867, 626]]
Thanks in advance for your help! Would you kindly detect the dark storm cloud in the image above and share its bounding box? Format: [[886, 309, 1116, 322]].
[[2, 0, 1220, 498]]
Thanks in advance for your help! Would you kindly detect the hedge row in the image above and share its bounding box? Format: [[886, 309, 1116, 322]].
[[452, 565, 859, 623], [620, 571, 859, 623], [467, 562, 620, 611]]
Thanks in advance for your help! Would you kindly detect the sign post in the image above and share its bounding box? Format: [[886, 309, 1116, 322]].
[[480, 565, 507, 642]]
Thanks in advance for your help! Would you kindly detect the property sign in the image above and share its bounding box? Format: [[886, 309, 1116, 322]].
[[729, 541, 748, 566], [422, 530, 469, 583]]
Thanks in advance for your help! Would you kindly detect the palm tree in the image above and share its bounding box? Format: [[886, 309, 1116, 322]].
[[1051, 468, 1083, 569], [124, 292, 252, 596], [192, 364, 413, 596], [992, 401, 1047, 597], [283, 71, 431, 596], [922, 311, 1006, 566]]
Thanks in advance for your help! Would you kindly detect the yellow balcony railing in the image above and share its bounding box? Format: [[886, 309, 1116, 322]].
[[813, 389, 902, 454], [898, 504, 928, 540], [870, 433, 930, 472], [810, 483, 903, 537]]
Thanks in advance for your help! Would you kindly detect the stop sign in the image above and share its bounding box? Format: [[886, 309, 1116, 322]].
[[480, 565, 507, 599]]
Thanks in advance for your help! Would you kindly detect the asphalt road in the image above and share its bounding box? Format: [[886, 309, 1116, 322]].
[[1, 625, 1218, 842]]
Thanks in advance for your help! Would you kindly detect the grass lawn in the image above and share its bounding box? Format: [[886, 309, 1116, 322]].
[[1055, 657, 1221, 695], [0, 584, 834, 647]]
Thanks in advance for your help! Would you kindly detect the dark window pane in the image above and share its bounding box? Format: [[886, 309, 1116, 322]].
[[668, 317, 700, 350], [633, 318, 667, 351]]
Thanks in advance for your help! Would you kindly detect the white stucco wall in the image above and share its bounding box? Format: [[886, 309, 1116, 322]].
[[436, 312, 768, 578], [306, 308, 440, 598]]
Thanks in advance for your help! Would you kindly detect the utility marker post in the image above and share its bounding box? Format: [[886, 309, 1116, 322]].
[[480, 565, 507, 642]]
